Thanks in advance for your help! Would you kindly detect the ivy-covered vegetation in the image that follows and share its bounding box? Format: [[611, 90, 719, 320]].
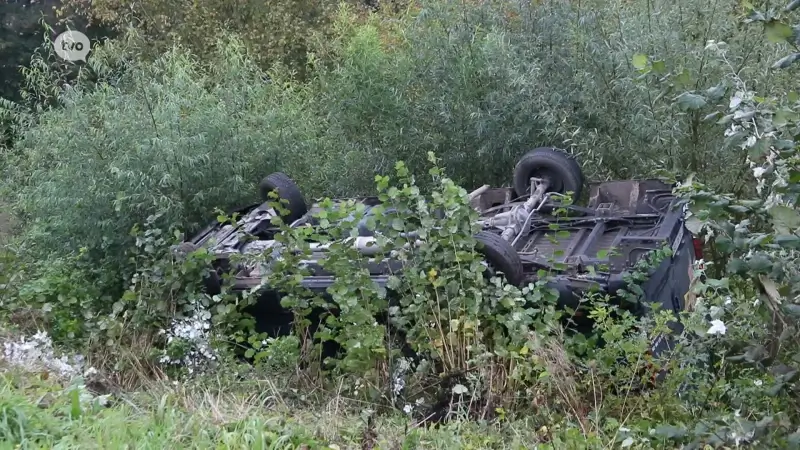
[[1, 0, 800, 448]]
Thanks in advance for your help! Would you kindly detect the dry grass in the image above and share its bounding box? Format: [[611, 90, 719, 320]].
[[528, 329, 590, 434]]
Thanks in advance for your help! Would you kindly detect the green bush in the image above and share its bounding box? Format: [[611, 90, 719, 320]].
[[2, 34, 331, 279], [306, 0, 795, 193], [227, 151, 800, 447], [259, 154, 564, 405], [58, 0, 372, 79]]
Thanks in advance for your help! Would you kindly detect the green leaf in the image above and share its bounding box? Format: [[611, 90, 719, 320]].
[[774, 108, 799, 127], [632, 53, 648, 69], [715, 235, 735, 253], [772, 53, 800, 69], [391, 218, 404, 231], [774, 234, 800, 248], [769, 205, 800, 230], [750, 137, 773, 158], [724, 131, 747, 149], [652, 60, 666, 74], [717, 113, 735, 125], [727, 257, 747, 274], [705, 83, 726, 101], [675, 69, 692, 87], [675, 92, 707, 110], [70, 388, 82, 419], [734, 109, 756, 120], [789, 91, 799, 103], [653, 425, 686, 439], [784, 304, 800, 319], [747, 254, 773, 273], [740, 199, 764, 208], [685, 216, 705, 234], [766, 20, 794, 43]]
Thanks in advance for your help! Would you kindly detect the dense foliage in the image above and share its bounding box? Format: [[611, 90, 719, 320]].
[[57, 0, 376, 78], [1, 0, 800, 447]]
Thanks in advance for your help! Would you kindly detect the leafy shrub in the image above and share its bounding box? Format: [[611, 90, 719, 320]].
[[256, 153, 564, 413], [305, 0, 795, 194], [222, 150, 800, 447], [2, 34, 332, 282]]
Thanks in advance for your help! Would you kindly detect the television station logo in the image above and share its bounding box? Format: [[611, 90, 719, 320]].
[[54, 30, 91, 62]]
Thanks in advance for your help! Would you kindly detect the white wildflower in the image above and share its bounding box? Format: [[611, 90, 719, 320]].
[[2, 330, 84, 378], [754, 379, 763, 387], [96, 394, 112, 407], [393, 377, 406, 396], [403, 404, 413, 414], [452, 384, 468, 395], [756, 177, 767, 195], [158, 298, 219, 374], [392, 358, 411, 397], [724, 124, 740, 137], [743, 135, 757, 148], [707, 319, 727, 335]]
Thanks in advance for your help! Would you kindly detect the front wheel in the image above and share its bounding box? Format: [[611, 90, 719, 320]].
[[258, 172, 308, 223]]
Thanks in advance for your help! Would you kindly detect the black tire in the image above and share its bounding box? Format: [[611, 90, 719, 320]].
[[172, 242, 222, 296], [203, 270, 222, 296], [258, 172, 308, 223], [513, 147, 584, 201], [474, 231, 524, 286]]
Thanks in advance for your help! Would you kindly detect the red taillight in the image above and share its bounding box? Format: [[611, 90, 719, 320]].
[[692, 238, 704, 261]]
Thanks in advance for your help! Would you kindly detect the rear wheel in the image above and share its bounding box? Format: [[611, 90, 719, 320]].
[[258, 172, 308, 223], [474, 231, 524, 286], [513, 147, 584, 201]]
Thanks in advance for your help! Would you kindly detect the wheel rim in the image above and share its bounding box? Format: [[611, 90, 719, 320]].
[[525, 169, 565, 195], [482, 258, 502, 281]]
